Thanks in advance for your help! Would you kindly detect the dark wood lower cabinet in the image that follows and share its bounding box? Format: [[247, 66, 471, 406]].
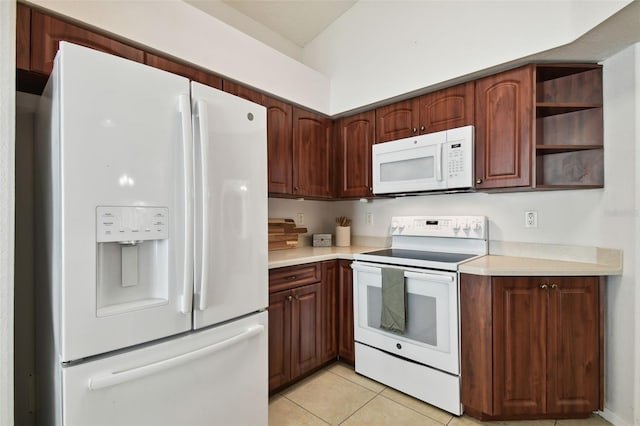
[[460, 274, 603, 420], [321, 261, 338, 363], [337, 260, 355, 365], [268, 261, 339, 393]]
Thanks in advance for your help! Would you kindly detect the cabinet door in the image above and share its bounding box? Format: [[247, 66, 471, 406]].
[[546, 277, 600, 414], [145, 53, 222, 89], [17, 3, 31, 70], [492, 277, 546, 416], [265, 97, 294, 195], [419, 82, 474, 134], [337, 260, 355, 365], [292, 108, 333, 198], [30, 9, 145, 76], [290, 283, 322, 379], [321, 261, 338, 363], [475, 66, 533, 189], [268, 290, 291, 392], [375, 98, 419, 143], [336, 111, 375, 198]]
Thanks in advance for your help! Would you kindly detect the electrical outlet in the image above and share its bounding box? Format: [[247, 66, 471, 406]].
[[365, 212, 374, 226], [525, 210, 538, 228], [296, 213, 304, 225]]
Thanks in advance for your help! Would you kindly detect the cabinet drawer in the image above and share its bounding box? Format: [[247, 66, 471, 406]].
[[269, 263, 321, 293]]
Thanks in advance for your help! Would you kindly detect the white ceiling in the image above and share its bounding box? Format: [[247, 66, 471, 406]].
[[222, 0, 357, 47], [185, 0, 640, 67]]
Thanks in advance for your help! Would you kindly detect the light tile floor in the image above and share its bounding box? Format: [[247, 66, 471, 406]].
[[269, 362, 612, 426]]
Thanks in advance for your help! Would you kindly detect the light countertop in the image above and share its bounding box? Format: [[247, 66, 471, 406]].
[[269, 241, 623, 277], [458, 254, 623, 276], [268, 245, 380, 269]]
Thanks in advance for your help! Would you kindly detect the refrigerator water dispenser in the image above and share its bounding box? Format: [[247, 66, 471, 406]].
[[96, 206, 170, 317]]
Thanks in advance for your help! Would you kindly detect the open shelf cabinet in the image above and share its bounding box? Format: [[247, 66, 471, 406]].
[[534, 64, 603, 189]]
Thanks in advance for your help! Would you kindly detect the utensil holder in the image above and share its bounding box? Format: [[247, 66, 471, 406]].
[[335, 226, 351, 247]]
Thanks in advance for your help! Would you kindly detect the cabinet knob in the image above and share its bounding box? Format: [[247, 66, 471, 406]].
[[294, 295, 300, 300], [412, 127, 418, 133], [369, 187, 373, 192], [475, 179, 483, 185], [294, 186, 299, 191], [551, 283, 558, 289], [287, 295, 293, 302], [540, 284, 548, 289], [287, 275, 297, 281], [420, 125, 425, 132]]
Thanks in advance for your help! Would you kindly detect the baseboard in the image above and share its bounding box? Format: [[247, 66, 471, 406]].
[[599, 408, 631, 426]]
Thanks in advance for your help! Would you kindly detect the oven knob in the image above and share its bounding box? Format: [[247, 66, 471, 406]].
[[473, 221, 482, 232], [396, 343, 402, 350], [463, 222, 471, 232]]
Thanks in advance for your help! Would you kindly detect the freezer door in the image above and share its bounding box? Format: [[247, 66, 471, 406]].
[[49, 43, 193, 362], [61, 312, 267, 426], [191, 82, 268, 329]]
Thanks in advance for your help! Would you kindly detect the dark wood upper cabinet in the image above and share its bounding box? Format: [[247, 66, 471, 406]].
[[375, 82, 474, 143], [17, 3, 31, 70], [223, 81, 293, 195], [375, 98, 420, 142], [336, 111, 375, 198], [30, 8, 145, 76], [474, 66, 533, 190], [223, 80, 264, 104], [460, 274, 603, 420], [264, 97, 293, 195], [419, 82, 474, 133], [145, 53, 222, 89], [337, 260, 355, 365], [292, 107, 333, 198]]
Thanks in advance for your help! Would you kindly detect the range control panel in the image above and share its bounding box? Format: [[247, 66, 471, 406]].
[[96, 206, 169, 243], [390, 215, 487, 239]]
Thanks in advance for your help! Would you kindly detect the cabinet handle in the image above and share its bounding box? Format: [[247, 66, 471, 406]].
[[420, 125, 425, 132], [287, 295, 293, 302], [475, 178, 483, 185], [540, 284, 548, 289], [412, 127, 418, 133], [286, 275, 297, 281], [551, 283, 558, 289]]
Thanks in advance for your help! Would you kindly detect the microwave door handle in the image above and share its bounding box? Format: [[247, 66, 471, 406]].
[[435, 142, 443, 181]]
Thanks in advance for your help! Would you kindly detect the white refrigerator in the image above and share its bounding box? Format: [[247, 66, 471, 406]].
[[35, 42, 268, 425]]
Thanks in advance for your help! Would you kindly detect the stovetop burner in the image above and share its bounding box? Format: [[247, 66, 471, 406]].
[[362, 249, 478, 264]]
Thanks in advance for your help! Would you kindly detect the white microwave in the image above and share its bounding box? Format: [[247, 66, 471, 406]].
[[372, 125, 474, 195]]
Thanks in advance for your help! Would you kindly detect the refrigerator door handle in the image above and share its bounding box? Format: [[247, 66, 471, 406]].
[[88, 324, 265, 391], [179, 94, 194, 314], [195, 99, 210, 311]]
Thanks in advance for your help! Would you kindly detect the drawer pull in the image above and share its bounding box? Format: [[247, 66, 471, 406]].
[[540, 284, 548, 289], [287, 275, 297, 280]]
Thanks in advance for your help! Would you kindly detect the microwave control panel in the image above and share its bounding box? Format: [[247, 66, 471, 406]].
[[444, 134, 473, 189]]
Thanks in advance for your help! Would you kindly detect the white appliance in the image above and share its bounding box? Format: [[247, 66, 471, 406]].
[[35, 42, 268, 425], [372, 125, 474, 195], [352, 215, 488, 415]]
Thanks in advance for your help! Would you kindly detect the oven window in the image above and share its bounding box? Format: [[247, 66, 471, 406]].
[[366, 285, 438, 346], [380, 156, 434, 182]]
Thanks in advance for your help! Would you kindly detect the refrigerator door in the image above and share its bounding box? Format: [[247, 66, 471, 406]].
[[191, 82, 268, 329], [52, 43, 193, 362], [61, 311, 267, 426]]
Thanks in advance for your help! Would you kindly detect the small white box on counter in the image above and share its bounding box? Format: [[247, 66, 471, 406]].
[[312, 234, 332, 247]]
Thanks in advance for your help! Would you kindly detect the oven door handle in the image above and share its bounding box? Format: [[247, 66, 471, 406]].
[[404, 271, 454, 283]]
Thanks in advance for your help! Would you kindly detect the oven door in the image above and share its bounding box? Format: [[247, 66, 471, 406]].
[[352, 262, 459, 374]]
